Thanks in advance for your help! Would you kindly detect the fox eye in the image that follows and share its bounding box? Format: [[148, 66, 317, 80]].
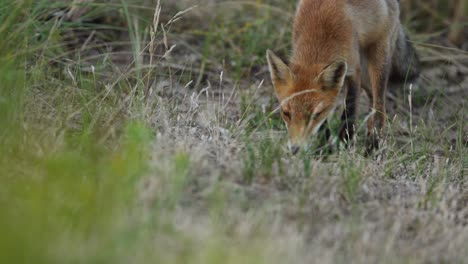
[[282, 111, 291, 120]]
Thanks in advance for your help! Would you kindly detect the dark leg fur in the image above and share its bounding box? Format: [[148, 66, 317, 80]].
[[318, 120, 331, 142], [340, 78, 359, 144]]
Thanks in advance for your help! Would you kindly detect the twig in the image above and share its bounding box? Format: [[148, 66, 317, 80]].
[[448, 0, 467, 46]]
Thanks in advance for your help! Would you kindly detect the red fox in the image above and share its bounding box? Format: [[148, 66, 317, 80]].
[[266, 0, 419, 154]]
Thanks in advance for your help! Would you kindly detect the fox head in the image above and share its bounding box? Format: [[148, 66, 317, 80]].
[[266, 50, 347, 153]]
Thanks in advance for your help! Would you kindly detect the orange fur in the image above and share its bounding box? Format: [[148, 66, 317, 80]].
[[267, 0, 416, 153]]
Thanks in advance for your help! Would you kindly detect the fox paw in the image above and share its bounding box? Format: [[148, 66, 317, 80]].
[[365, 131, 380, 156]]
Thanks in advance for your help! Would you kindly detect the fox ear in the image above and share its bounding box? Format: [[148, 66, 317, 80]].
[[266, 50, 292, 84], [319, 60, 347, 90], [266, 50, 293, 100]]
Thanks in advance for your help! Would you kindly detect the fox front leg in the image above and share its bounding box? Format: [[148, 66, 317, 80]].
[[366, 42, 391, 153]]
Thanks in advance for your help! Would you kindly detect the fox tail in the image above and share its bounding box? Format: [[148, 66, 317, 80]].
[[389, 27, 420, 84]]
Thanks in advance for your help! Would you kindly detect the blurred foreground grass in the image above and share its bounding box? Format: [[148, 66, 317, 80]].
[[0, 1, 285, 263], [0, 1, 152, 262]]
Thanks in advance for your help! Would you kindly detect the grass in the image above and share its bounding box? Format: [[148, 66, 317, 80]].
[[0, 0, 467, 263]]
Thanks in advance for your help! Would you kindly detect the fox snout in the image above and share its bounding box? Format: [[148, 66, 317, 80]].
[[288, 139, 305, 155], [287, 124, 311, 147], [287, 140, 308, 155], [289, 145, 301, 155], [287, 121, 324, 155]]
